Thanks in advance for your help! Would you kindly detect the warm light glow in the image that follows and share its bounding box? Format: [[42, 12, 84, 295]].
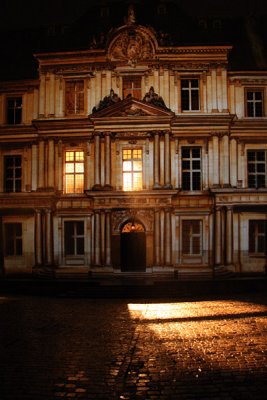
[[122, 148, 142, 191], [65, 151, 84, 193]]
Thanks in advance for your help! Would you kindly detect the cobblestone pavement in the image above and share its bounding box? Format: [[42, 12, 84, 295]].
[[0, 293, 266, 400]]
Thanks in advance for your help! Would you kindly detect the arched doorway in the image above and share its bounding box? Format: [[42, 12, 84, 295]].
[[121, 220, 146, 272]]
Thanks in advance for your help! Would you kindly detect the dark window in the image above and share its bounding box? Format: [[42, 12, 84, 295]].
[[4, 223, 22, 256], [249, 220, 266, 254], [64, 221, 84, 256], [7, 97, 22, 124], [246, 90, 264, 117], [65, 80, 84, 115], [123, 76, 142, 99], [181, 79, 199, 111], [182, 220, 202, 255], [247, 150, 266, 188], [182, 147, 201, 190], [4, 155, 22, 192]]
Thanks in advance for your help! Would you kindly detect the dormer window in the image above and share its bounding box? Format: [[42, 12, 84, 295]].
[[245, 89, 264, 117], [65, 80, 85, 115], [157, 4, 167, 15], [122, 76, 142, 100], [100, 6, 109, 18]]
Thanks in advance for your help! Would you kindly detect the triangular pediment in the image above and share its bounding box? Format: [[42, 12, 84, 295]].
[[89, 97, 174, 119]]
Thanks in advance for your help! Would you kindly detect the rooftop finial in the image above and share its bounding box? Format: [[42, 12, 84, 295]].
[[126, 4, 136, 25]]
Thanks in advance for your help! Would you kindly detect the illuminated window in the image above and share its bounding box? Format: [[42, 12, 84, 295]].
[[181, 147, 201, 191], [4, 155, 22, 192], [7, 97, 22, 124], [249, 220, 266, 255], [64, 221, 84, 256], [181, 79, 200, 111], [65, 80, 85, 115], [247, 150, 266, 188], [65, 151, 84, 193], [246, 89, 264, 117], [182, 220, 202, 255], [123, 76, 142, 99], [4, 223, 22, 256], [123, 149, 143, 191]]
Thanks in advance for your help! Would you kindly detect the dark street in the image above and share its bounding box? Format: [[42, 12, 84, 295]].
[[0, 292, 266, 399]]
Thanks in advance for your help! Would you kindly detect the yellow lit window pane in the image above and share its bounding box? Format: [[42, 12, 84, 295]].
[[66, 151, 74, 161], [133, 149, 142, 159], [123, 160, 132, 172], [75, 152, 84, 161], [65, 175, 74, 193], [123, 173, 132, 191], [75, 175, 84, 193], [123, 150, 132, 160], [133, 172, 142, 190], [133, 161, 142, 171], [75, 163, 84, 173], [66, 164, 74, 173]]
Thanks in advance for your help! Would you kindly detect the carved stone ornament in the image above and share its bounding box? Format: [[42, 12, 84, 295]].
[[92, 89, 121, 113], [112, 209, 154, 234], [108, 29, 154, 66]]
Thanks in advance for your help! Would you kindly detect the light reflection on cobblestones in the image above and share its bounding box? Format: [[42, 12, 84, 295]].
[[0, 294, 266, 399]]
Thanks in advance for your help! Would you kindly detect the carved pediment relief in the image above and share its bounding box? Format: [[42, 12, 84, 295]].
[[107, 26, 157, 66]]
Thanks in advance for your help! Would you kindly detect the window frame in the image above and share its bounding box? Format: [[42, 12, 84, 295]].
[[247, 149, 266, 189], [65, 79, 85, 116], [122, 148, 143, 191], [122, 75, 142, 100], [245, 88, 264, 117], [249, 220, 266, 256], [64, 220, 85, 257], [180, 78, 200, 112], [64, 150, 85, 194], [181, 220, 202, 256], [181, 146, 202, 191], [4, 222, 23, 257], [6, 96, 22, 125], [4, 154, 22, 193]]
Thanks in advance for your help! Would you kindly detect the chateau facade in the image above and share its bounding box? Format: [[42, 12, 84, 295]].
[[0, 6, 266, 278]]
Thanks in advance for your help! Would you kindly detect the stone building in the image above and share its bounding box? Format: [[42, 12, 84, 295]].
[[0, 2, 266, 278]]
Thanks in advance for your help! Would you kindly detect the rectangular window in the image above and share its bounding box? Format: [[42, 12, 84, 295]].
[[65, 80, 85, 115], [4, 155, 22, 192], [65, 151, 84, 193], [123, 76, 142, 99], [181, 147, 201, 190], [246, 89, 264, 117], [182, 220, 202, 255], [249, 220, 266, 254], [64, 221, 84, 256], [247, 150, 266, 188], [4, 223, 22, 256], [122, 148, 143, 191], [181, 79, 200, 111], [7, 97, 22, 124]]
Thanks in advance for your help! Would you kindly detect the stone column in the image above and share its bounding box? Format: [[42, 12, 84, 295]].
[[226, 206, 233, 265], [153, 132, 160, 188], [154, 209, 160, 265], [38, 140, 45, 189], [33, 88, 39, 119], [211, 69, 218, 112], [47, 139, 55, 189], [222, 68, 228, 112], [105, 211, 111, 266], [94, 211, 101, 265], [215, 206, 222, 265], [57, 140, 63, 192], [164, 131, 172, 188], [39, 74, 45, 117], [237, 140, 245, 188], [93, 133, 101, 190], [45, 209, 52, 265], [31, 144, 38, 191], [221, 134, 230, 187], [35, 209, 42, 265], [160, 209, 165, 265], [164, 209, 172, 265], [100, 211, 105, 265], [230, 138, 237, 187], [212, 134, 220, 187], [49, 73, 55, 116], [104, 133, 112, 190]]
